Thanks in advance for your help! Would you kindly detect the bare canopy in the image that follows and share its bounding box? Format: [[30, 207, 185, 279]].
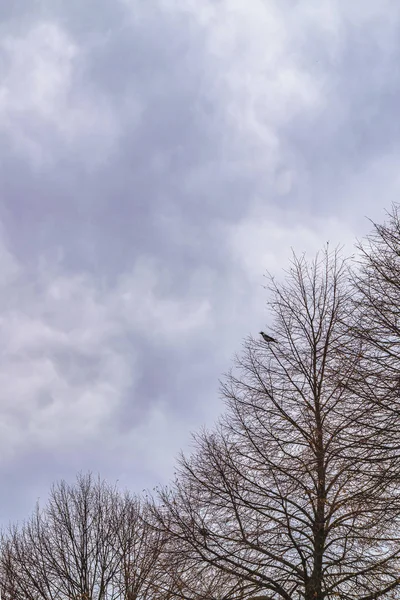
[[153, 248, 400, 600]]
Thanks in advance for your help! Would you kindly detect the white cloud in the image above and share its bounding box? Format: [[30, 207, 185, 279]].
[[0, 235, 20, 288], [225, 208, 356, 283], [115, 258, 212, 343], [151, 0, 324, 174], [336, 153, 400, 226], [0, 251, 212, 463], [0, 22, 123, 168]]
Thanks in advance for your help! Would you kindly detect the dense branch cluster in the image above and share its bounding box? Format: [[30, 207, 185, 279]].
[[3, 207, 400, 600]]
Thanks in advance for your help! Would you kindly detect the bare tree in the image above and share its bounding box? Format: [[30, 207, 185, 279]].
[[0, 473, 167, 600], [150, 530, 246, 600], [0, 473, 123, 600], [350, 204, 400, 420], [112, 494, 172, 600], [153, 248, 400, 600]]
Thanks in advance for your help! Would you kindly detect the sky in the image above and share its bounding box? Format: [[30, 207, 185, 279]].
[[0, 0, 399, 523]]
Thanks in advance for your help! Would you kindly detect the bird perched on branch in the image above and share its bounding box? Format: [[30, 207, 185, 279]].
[[260, 331, 278, 343]]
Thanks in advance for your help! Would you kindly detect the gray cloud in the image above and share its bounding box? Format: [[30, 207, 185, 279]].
[[0, 0, 398, 523]]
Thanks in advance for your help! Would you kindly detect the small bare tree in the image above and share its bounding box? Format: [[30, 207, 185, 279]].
[[1, 473, 123, 600], [153, 248, 400, 600], [0, 474, 167, 600]]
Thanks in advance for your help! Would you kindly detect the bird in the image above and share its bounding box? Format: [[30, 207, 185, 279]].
[[259, 331, 278, 343]]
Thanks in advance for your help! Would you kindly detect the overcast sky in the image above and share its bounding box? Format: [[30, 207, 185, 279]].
[[0, 0, 399, 523]]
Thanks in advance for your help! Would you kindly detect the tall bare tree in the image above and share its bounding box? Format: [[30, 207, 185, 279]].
[[350, 204, 400, 423], [153, 248, 400, 600]]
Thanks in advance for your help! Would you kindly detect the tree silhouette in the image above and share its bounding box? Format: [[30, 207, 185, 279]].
[[153, 248, 400, 600]]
